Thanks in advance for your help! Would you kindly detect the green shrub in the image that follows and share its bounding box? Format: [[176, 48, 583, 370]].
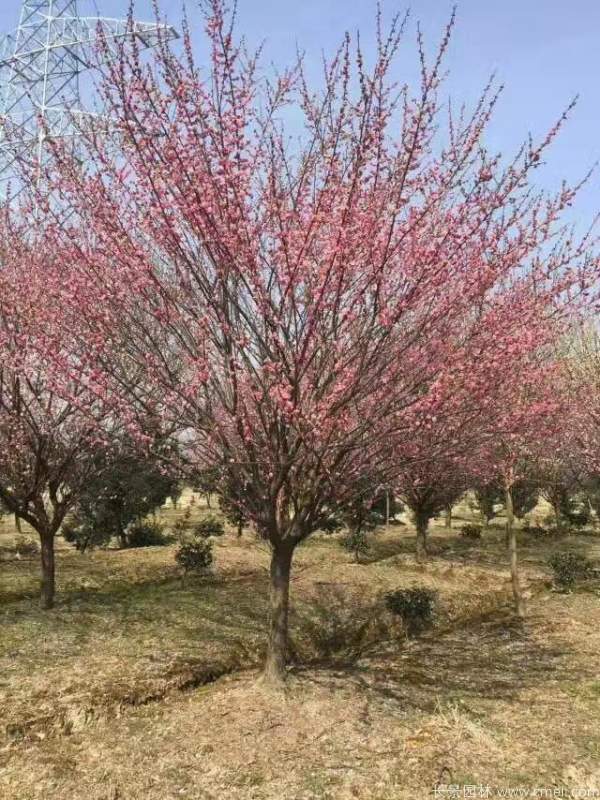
[[175, 537, 213, 575], [62, 522, 100, 552], [384, 587, 437, 635], [172, 518, 188, 537], [172, 507, 192, 538], [193, 515, 225, 538], [341, 528, 370, 562], [127, 521, 168, 548], [370, 491, 402, 523], [319, 514, 344, 534], [523, 523, 548, 537], [474, 484, 503, 526], [460, 524, 482, 540], [568, 511, 590, 529], [14, 536, 39, 558], [218, 485, 248, 537], [511, 482, 539, 519], [548, 551, 592, 591], [67, 442, 180, 551]]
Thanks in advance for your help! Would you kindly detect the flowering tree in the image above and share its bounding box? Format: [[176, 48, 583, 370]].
[[533, 324, 600, 529], [33, 1, 595, 680], [0, 218, 120, 608], [487, 357, 568, 616], [559, 324, 600, 474], [394, 275, 575, 561]]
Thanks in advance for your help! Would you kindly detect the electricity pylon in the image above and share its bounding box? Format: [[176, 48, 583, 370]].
[[0, 0, 178, 192]]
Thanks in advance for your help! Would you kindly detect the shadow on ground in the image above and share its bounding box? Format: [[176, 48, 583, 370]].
[[296, 599, 593, 712]]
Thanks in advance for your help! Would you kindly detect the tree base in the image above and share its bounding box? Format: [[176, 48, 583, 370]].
[[255, 667, 289, 695]]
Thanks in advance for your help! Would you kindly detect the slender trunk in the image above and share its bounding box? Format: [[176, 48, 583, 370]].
[[237, 519, 243, 538], [589, 498, 597, 530], [263, 542, 295, 686], [414, 513, 429, 562], [504, 496, 512, 547], [385, 491, 390, 528], [118, 522, 128, 549], [444, 505, 452, 529], [552, 500, 562, 530], [506, 486, 524, 618], [40, 532, 56, 610], [354, 532, 361, 563], [206, 493, 212, 509], [14, 514, 22, 534]]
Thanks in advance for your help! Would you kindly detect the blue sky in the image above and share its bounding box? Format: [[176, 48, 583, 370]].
[[1, 0, 599, 227]]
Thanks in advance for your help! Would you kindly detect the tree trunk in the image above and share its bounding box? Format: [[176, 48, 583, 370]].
[[40, 532, 56, 610], [444, 505, 452, 529], [552, 500, 562, 530], [415, 514, 429, 562], [589, 498, 597, 530], [262, 542, 295, 686], [15, 514, 22, 534], [354, 535, 361, 563], [385, 491, 390, 528], [506, 486, 524, 618], [206, 493, 212, 508], [118, 523, 128, 549], [237, 520, 243, 538]]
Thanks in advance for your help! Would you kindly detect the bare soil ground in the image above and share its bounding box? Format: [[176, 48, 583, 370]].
[[1, 497, 600, 799]]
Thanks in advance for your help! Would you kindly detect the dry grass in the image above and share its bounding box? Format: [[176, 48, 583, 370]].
[[1, 496, 600, 799]]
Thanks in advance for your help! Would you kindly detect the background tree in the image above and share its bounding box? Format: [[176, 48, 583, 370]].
[[194, 467, 219, 509], [334, 477, 389, 562], [370, 489, 399, 527], [474, 483, 503, 530], [491, 370, 566, 617], [0, 219, 119, 608], [64, 443, 180, 551], [218, 487, 248, 538], [511, 480, 540, 523], [400, 478, 465, 561], [538, 461, 591, 530]]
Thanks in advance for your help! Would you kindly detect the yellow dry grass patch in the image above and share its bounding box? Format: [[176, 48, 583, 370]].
[[1, 502, 600, 799]]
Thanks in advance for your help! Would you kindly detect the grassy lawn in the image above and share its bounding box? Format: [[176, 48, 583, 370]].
[[1, 498, 600, 798]]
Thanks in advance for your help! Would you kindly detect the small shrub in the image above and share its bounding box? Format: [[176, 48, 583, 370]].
[[175, 537, 213, 576], [172, 507, 192, 539], [62, 523, 79, 545], [62, 522, 100, 552], [172, 518, 188, 538], [14, 536, 39, 558], [568, 511, 590, 529], [193, 515, 225, 538], [127, 521, 168, 548], [543, 513, 557, 529], [523, 524, 548, 538], [460, 524, 482, 540], [384, 587, 437, 635], [545, 527, 566, 538], [548, 551, 592, 591], [292, 586, 386, 663], [341, 528, 370, 562], [319, 515, 344, 534]]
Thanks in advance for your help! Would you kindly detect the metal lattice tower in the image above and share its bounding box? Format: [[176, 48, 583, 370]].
[[0, 0, 178, 191]]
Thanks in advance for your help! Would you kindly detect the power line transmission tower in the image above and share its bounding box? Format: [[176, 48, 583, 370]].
[[0, 0, 178, 192]]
